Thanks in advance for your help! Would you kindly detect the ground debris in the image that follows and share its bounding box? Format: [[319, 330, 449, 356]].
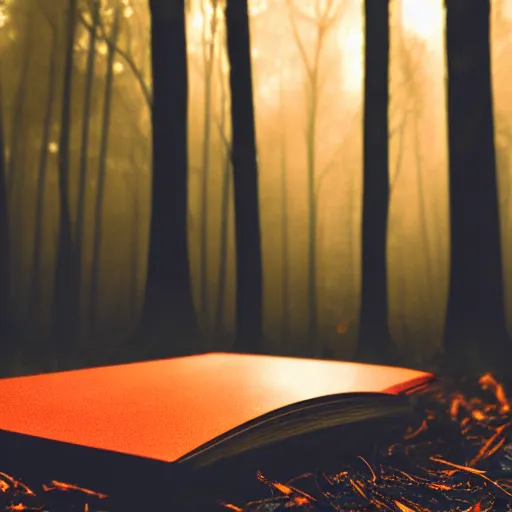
[[4, 374, 512, 511], [0, 473, 108, 512], [224, 373, 512, 511]]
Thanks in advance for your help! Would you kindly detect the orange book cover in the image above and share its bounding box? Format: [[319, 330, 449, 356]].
[[0, 353, 433, 508]]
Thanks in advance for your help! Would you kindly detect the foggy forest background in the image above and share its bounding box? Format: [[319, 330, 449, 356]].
[[0, 0, 511, 374]]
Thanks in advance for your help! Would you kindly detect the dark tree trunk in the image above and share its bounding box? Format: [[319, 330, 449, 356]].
[[8, 13, 33, 196], [444, 0, 510, 369], [198, 4, 219, 331], [29, 26, 58, 328], [0, 67, 12, 350], [9, 14, 33, 330], [225, 0, 263, 353], [358, 0, 395, 363], [213, 64, 231, 344], [141, 0, 198, 353], [76, 0, 100, 339], [53, 0, 79, 355], [90, 6, 120, 337]]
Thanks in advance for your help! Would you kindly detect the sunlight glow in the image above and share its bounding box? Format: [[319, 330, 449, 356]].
[[401, 0, 440, 40], [113, 61, 124, 74], [505, 0, 512, 19], [97, 42, 108, 55], [338, 26, 363, 94], [249, 0, 268, 16], [0, 11, 8, 29]]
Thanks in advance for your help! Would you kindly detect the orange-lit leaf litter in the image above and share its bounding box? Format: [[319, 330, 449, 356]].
[[3, 374, 512, 511], [0, 475, 107, 511], [223, 373, 512, 511]]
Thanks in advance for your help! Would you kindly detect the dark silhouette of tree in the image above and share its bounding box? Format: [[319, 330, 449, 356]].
[[90, 5, 121, 336], [357, 0, 395, 363], [76, 0, 100, 339], [8, 12, 33, 197], [140, 0, 198, 353], [0, 66, 11, 351], [53, 0, 79, 354], [28, 14, 58, 327], [444, 0, 510, 370], [9, 12, 33, 331], [198, 0, 220, 331], [213, 52, 232, 343], [225, 0, 263, 353]]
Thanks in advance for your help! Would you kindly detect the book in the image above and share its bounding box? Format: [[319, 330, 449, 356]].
[[0, 353, 433, 509]]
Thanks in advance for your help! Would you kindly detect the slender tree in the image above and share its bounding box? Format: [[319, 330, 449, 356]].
[[225, 0, 263, 353], [90, 6, 120, 336], [9, 13, 34, 326], [286, 0, 341, 350], [76, 0, 100, 339], [213, 51, 231, 343], [53, 0, 79, 353], [198, 0, 220, 330], [395, 10, 437, 333], [357, 0, 394, 362], [444, 0, 510, 369], [28, 19, 58, 326], [0, 65, 11, 350], [140, 0, 198, 352], [8, 13, 33, 196], [279, 71, 290, 347]]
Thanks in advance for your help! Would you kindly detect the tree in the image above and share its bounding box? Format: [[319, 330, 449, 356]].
[[89, 5, 121, 336], [357, 0, 394, 362], [225, 0, 263, 353], [444, 0, 510, 370], [28, 14, 58, 327], [286, 0, 342, 350], [0, 66, 11, 350], [75, 0, 100, 339], [279, 71, 291, 346], [53, 0, 80, 354], [140, 0, 198, 353], [9, 11, 34, 330], [213, 49, 232, 343], [198, 0, 220, 331]]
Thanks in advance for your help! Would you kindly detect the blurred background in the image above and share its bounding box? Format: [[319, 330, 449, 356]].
[[0, 0, 511, 374]]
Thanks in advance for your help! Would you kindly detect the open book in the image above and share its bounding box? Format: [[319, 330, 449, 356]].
[[0, 353, 433, 509]]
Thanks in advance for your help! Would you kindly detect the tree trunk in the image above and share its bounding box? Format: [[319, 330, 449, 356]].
[[8, 13, 33, 195], [198, 1, 219, 331], [213, 60, 231, 344], [76, 0, 100, 339], [53, 0, 79, 356], [0, 64, 12, 352], [89, 6, 120, 337], [286, 2, 334, 352], [358, 0, 395, 363], [28, 26, 58, 328], [140, 0, 198, 353], [129, 179, 140, 322], [279, 72, 290, 348], [225, 0, 263, 353], [9, 14, 33, 330], [444, 0, 510, 370]]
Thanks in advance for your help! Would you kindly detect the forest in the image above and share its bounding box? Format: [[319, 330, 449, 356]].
[[0, 0, 511, 375]]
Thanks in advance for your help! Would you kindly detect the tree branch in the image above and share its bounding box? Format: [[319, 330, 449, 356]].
[[78, 8, 152, 108]]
